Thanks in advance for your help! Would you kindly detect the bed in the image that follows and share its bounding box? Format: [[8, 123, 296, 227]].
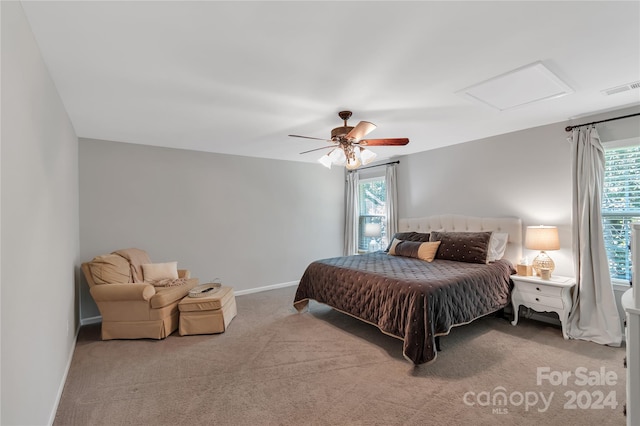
[[293, 214, 522, 365]]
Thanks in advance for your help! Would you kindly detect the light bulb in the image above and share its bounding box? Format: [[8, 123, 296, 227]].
[[345, 156, 362, 170]]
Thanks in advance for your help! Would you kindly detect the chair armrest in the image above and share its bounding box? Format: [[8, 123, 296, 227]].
[[90, 283, 156, 302], [178, 269, 190, 279]]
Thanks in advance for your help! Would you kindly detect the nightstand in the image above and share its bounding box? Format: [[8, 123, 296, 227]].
[[510, 274, 576, 339]]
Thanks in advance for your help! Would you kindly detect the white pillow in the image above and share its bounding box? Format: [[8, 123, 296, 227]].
[[487, 232, 509, 262], [142, 261, 179, 281]]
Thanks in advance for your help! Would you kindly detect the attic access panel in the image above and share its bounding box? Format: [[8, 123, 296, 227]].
[[458, 61, 574, 111]]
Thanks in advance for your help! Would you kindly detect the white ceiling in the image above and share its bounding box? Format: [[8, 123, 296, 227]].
[[20, 1, 640, 163]]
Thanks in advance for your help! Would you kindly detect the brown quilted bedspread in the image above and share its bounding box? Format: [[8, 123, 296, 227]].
[[293, 252, 515, 365]]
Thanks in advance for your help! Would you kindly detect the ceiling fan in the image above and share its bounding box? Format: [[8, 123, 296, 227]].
[[289, 111, 409, 170]]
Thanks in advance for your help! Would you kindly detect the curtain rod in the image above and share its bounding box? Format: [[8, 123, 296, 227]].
[[564, 112, 640, 132], [348, 160, 400, 173]]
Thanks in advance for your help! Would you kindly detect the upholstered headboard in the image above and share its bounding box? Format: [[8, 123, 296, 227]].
[[398, 214, 523, 265]]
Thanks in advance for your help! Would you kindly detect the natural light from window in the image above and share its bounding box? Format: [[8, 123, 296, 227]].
[[358, 177, 386, 253], [602, 142, 640, 282]]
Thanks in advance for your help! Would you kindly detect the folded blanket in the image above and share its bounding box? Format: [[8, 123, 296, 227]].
[[112, 248, 152, 283], [150, 278, 189, 287]]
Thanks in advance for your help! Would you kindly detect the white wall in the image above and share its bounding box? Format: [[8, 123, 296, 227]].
[[78, 139, 344, 320], [1, 2, 80, 425]]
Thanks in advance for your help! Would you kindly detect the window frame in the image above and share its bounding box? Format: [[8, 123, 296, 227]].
[[602, 137, 640, 286], [357, 175, 387, 253]]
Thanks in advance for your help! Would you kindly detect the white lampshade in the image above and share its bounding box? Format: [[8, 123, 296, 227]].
[[316, 145, 377, 170], [318, 154, 332, 169], [525, 226, 560, 250], [359, 147, 377, 165], [525, 225, 560, 277], [328, 148, 346, 165], [364, 222, 382, 237]]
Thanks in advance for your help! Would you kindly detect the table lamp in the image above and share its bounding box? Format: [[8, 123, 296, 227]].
[[525, 225, 560, 277], [364, 222, 382, 252]]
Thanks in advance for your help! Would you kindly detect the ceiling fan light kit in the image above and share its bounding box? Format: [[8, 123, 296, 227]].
[[290, 110, 409, 170], [359, 146, 377, 164], [318, 154, 334, 168], [329, 147, 346, 164], [319, 145, 376, 170], [318, 147, 347, 169]]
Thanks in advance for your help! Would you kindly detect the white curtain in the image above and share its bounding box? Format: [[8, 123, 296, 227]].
[[344, 171, 359, 256], [567, 126, 622, 346], [385, 163, 398, 247]]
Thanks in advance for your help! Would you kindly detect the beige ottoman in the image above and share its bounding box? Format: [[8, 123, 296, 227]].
[[178, 286, 237, 336]]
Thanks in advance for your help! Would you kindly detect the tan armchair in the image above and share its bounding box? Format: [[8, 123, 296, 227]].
[[82, 248, 198, 340]]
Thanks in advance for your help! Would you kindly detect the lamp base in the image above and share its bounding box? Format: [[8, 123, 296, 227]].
[[532, 251, 555, 277]]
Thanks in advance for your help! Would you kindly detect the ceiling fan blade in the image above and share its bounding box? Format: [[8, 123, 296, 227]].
[[346, 121, 376, 141], [289, 134, 333, 142], [357, 138, 409, 146], [299, 145, 338, 155]]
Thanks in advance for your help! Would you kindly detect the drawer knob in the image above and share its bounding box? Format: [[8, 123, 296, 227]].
[[535, 298, 540, 302], [624, 356, 627, 368], [536, 287, 541, 291]]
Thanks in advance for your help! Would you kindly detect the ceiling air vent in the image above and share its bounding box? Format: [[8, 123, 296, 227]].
[[602, 81, 640, 96]]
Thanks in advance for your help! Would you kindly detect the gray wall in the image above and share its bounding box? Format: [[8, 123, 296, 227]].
[[1, 2, 80, 424], [396, 105, 640, 328], [1, 3, 636, 421], [79, 139, 344, 320], [397, 119, 575, 276], [397, 106, 640, 277]]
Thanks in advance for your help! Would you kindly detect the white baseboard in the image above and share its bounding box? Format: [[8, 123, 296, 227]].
[[234, 280, 299, 296], [526, 310, 562, 326], [80, 315, 102, 326], [503, 305, 562, 326], [49, 328, 79, 425], [79, 281, 300, 324]]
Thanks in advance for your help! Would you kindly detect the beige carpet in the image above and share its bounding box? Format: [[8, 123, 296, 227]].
[[55, 286, 627, 425]]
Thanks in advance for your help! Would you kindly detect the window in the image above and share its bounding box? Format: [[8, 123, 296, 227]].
[[602, 142, 640, 281], [358, 176, 386, 252]]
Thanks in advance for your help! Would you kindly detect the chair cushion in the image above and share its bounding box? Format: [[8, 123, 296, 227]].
[[89, 254, 131, 284], [178, 286, 234, 312], [150, 278, 199, 309]]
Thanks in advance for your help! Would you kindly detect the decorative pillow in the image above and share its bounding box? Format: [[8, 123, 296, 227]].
[[429, 231, 492, 264], [142, 261, 179, 282], [389, 240, 441, 262], [487, 232, 509, 262], [387, 238, 404, 255], [89, 254, 131, 285], [385, 232, 431, 251], [416, 241, 442, 262]]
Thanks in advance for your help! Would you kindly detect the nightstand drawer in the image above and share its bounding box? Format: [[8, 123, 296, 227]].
[[516, 282, 564, 297], [518, 292, 564, 309], [510, 274, 575, 339]]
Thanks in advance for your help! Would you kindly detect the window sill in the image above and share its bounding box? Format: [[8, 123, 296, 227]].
[[612, 278, 631, 293]]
